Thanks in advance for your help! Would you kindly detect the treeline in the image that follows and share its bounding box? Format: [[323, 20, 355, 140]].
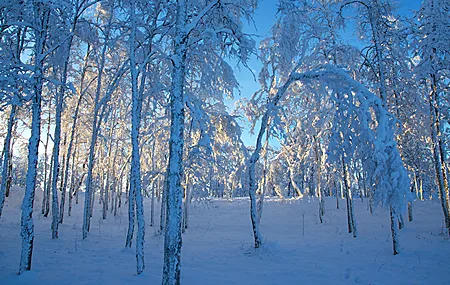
[[0, 0, 449, 284]]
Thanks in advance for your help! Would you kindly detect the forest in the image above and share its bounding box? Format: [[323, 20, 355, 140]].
[[0, 0, 449, 284]]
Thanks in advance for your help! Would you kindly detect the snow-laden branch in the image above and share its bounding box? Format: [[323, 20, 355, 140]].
[[182, 0, 220, 37], [249, 64, 409, 229]]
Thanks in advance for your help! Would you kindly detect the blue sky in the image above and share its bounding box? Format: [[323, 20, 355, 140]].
[[232, 0, 423, 147]]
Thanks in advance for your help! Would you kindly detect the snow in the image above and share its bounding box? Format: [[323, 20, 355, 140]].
[[1, 187, 450, 284]]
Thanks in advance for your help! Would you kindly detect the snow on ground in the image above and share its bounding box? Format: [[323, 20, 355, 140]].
[[1, 187, 449, 285]]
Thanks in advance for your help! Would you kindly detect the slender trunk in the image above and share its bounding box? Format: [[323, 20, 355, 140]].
[[129, 3, 145, 273], [150, 178, 155, 226], [68, 144, 77, 217], [314, 137, 324, 223], [102, 113, 117, 220], [335, 180, 339, 209], [287, 164, 303, 198], [163, 3, 187, 282], [114, 175, 122, 217], [342, 157, 357, 238], [414, 173, 421, 200], [368, 187, 374, 214], [159, 175, 166, 233], [5, 146, 13, 198], [125, 177, 130, 206], [257, 129, 269, 224], [41, 103, 51, 216], [44, 151, 53, 218], [58, 136, 66, 223], [99, 171, 104, 205], [110, 180, 115, 214], [398, 214, 404, 230], [419, 179, 423, 201], [110, 140, 119, 215], [150, 122, 157, 227], [62, 44, 90, 222], [429, 77, 450, 233], [51, 26, 77, 236], [390, 207, 400, 255], [19, 4, 48, 273], [248, 72, 298, 247], [90, 180, 95, 218], [102, 172, 109, 219], [408, 202, 413, 222], [82, 18, 111, 239], [0, 105, 16, 217], [183, 182, 190, 231]]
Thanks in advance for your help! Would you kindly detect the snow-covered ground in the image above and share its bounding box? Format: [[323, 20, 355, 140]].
[[1, 187, 449, 284]]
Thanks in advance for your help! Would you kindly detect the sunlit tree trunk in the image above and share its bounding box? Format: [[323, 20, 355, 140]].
[[61, 43, 90, 223], [82, 12, 113, 240]]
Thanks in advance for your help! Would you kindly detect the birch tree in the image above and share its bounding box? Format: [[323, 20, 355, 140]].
[[412, 0, 450, 235], [18, 0, 51, 274], [163, 0, 256, 283]]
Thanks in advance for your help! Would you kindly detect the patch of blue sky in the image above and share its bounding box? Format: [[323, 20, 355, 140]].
[[227, 0, 422, 147]]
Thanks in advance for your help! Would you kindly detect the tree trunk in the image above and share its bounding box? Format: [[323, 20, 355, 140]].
[[67, 144, 77, 217], [390, 207, 400, 255], [50, 14, 78, 236], [335, 180, 339, 210], [429, 76, 450, 234], [41, 103, 52, 216], [114, 175, 122, 217], [5, 148, 13, 198], [0, 105, 16, 217], [82, 12, 113, 240], [61, 45, 90, 222], [398, 214, 404, 230], [247, 68, 299, 248], [342, 157, 357, 238], [314, 137, 325, 223], [129, 3, 145, 273], [19, 3, 48, 273], [257, 129, 269, 224], [150, 178, 155, 226], [102, 172, 109, 220], [407, 202, 413, 222], [182, 175, 190, 232], [163, 2, 187, 282]]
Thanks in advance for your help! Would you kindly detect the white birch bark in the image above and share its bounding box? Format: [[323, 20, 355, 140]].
[[50, 78, 62, 239], [129, 1, 145, 274], [19, 2, 49, 272], [248, 71, 299, 248], [163, 1, 187, 283], [256, 129, 269, 224]]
